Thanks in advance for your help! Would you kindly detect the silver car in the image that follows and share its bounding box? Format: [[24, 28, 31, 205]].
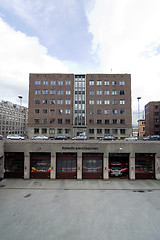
[[32, 135, 48, 140], [7, 134, 25, 140]]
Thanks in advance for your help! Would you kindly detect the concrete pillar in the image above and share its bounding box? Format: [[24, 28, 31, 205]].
[[77, 152, 82, 180], [103, 156, 109, 180], [50, 155, 56, 180], [24, 154, 30, 179], [0, 156, 4, 179], [129, 156, 135, 180], [155, 156, 160, 180]]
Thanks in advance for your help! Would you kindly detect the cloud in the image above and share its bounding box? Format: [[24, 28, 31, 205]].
[[87, 0, 160, 110], [0, 17, 68, 106]]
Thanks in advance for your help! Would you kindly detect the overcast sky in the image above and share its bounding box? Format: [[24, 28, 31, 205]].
[[0, 0, 160, 111]]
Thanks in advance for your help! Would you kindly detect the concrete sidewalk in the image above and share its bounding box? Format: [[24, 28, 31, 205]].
[[1, 178, 160, 190]]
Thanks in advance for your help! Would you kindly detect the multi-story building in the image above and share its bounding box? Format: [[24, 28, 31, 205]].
[[28, 73, 132, 139], [145, 101, 160, 136], [0, 100, 28, 137], [138, 119, 145, 138]]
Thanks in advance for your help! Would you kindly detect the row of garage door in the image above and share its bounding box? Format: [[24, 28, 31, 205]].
[[4, 152, 155, 180]]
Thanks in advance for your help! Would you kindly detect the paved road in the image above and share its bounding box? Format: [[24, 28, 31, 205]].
[[0, 179, 160, 240]]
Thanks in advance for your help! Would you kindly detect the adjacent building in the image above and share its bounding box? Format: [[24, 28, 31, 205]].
[[0, 100, 28, 137], [145, 101, 160, 136], [28, 73, 132, 139]]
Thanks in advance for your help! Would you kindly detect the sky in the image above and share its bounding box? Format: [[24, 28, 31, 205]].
[[0, 0, 160, 112]]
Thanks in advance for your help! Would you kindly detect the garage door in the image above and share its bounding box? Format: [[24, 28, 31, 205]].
[[30, 153, 51, 179], [109, 153, 129, 179], [4, 152, 24, 178], [82, 153, 103, 179], [56, 153, 77, 179], [135, 153, 155, 179]]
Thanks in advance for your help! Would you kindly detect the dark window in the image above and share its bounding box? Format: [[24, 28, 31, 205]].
[[65, 119, 70, 124], [97, 119, 102, 124], [89, 129, 94, 134], [105, 119, 110, 124], [58, 119, 62, 124], [120, 90, 125, 95]]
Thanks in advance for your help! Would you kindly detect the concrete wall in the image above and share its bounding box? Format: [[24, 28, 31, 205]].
[[3, 140, 160, 180]]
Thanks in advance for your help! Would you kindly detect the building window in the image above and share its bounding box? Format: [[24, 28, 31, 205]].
[[112, 129, 118, 134], [112, 90, 117, 95], [105, 109, 110, 115], [42, 119, 47, 124], [97, 129, 102, 134], [58, 90, 63, 95], [50, 99, 55, 104], [42, 90, 48, 95], [97, 119, 102, 124], [104, 90, 110, 95], [113, 119, 117, 124], [105, 119, 110, 124], [120, 81, 125, 85], [120, 90, 125, 95], [89, 100, 94, 105], [89, 129, 94, 134], [42, 128, 47, 134], [120, 129, 126, 134], [112, 100, 118, 105], [105, 129, 110, 134], [35, 109, 40, 114], [104, 80, 109, 85], [112, 109, 118, 114], [57, 100, 63, 104], [66, 90, 71, 95], [50, 118, 55, 124], [42, 99, 47, 104], [49, 128, 55, 134], [89, 80, 94, 85], [97, 109, 102, 114], [120, 119, 125, 124], [112, 81, 117, 86], [50, 90, 56, 95], [57, 128, 62, 134], [65, 129, 70, 134], [97, 100, 102, 105], [58, 109, 63, 114], [34, 128, 39, 134], [43, 109, 47, 114], [120, 100, 125, 104], [65, 109, 71, 114], [97, 90, 102, 95], [34, 119, 39, 124], [58, 81, 63, 85], [65, 119, 70, 124], [89, 119, 94, 124], [50, 109, 55, 114], [35, 90, 40, 95], [89, 90, 94, 95], [66, 80, 71, 85], [35, 80, 40, 85], [120, 109, 125, 114], [58, 119, 62, 124], [89, 109, 94, 115], [65, 100, 71, 105], [97, 80, 102, 85], [43, 80, 48, 85], [51, 80, 56, 85], [104, 100, 110, 105]]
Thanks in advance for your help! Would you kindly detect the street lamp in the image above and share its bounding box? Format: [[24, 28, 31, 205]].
[[18, 96, 23, 135], [137, 97, 141, 139]]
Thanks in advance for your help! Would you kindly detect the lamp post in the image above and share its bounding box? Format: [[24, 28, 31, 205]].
[[18, 96, 23, 135], [137, 97, 141, 139]]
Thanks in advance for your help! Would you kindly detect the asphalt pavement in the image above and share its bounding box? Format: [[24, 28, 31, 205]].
[[0, 179, 160, 240]]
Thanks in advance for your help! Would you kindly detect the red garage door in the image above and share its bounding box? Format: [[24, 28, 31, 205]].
[[135, 153, 155, 179], [56, 153, 77, 179], [82, 153, 103, 179], [30, 153, 51, 179]]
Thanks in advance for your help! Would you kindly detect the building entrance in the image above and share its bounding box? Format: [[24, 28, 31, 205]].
[[4, 152, 24, 178], [135, 153, 155, 179], [109, 153, 129, 179]]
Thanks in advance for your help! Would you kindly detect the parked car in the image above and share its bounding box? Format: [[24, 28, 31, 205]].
[[100, 135, 115, 141], [32, 135, 48, 140], [55, 135, 68, 140], [7, 134, 25, 140], [143, 135, 160, 141], [124, 136, 138, 141], [72, 135, 87, 140], [0, 135, 3, 140]]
